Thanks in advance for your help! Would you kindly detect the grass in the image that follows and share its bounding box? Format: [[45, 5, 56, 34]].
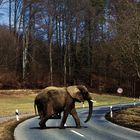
[[76, 93, 138, 108], [0, 115, 34, 140], [0, 90, 138, 116], [0, 90, 139, 140], [0, 119, 16, 140], [0, 93, 36, 116]]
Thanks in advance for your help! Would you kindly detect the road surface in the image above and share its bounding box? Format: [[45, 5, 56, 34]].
[[14, 103, 140, 140]]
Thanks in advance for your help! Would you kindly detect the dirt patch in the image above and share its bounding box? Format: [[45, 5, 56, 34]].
[[106, 106, 140, 131]]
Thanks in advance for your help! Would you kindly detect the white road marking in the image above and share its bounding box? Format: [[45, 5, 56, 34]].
[[65, 124, 85, 138], [70, 130, 85, 137]]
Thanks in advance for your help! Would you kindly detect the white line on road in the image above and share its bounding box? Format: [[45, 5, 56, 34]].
[[65, 124, 85, 138], [70, 130, 85, 137]]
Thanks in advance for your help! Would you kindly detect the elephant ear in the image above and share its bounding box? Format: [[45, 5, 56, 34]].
[[67, 86, 84, 102]]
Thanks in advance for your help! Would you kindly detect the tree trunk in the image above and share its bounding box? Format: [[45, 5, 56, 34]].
[[9, 0, 11, 32], [14, 0, 17, 34], [48, 16, 53, 85]]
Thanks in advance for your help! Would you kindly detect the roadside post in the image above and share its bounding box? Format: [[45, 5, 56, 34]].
[[83, 102, 85, 108], [110, 106, 113, 118], [133, 98, 136, 106], [15, 109, 19, 121]]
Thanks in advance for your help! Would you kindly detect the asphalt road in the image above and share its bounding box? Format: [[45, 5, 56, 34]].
[[14, 103, 140, 140]]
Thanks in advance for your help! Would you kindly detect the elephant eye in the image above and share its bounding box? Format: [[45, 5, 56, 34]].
[[79, 93, 83, 98], [77, 92, 84, 101], [83, 92, 88, 98]]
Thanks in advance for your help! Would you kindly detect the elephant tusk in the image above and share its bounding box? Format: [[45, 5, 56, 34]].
[[90, 100, 96, 103]]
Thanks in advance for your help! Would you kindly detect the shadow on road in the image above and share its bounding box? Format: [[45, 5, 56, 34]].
[[30, 126, 88, 130]]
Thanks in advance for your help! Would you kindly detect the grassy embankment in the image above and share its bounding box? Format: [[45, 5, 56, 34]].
[[0, 90, 138, 116], [0, 90, 139, 140]]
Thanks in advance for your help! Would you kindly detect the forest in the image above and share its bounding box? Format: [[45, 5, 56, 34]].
[[0, 0, 140, 97]]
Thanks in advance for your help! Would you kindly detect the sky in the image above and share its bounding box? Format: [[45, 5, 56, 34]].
[[0, 2, 9, 25], [1, 0, 140, 26]]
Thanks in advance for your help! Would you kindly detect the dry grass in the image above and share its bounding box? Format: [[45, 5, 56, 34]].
[[0, 115, 34, 140], [106, 107, 140, 131], [0, 90, 38, 116], [0, 119, 17, 140]]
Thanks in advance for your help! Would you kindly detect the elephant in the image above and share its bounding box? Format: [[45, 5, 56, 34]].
[[34, 85, 93, 129]]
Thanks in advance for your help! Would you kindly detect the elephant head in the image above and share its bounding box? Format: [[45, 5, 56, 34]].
[[67, 85, 93, 123]]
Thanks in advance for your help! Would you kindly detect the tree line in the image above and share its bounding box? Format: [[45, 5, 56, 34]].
[[0, 0, 140, 97]]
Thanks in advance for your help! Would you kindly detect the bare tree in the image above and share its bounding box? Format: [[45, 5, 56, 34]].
[[9, 0, 11, 31], [110, 0, 140, 79]]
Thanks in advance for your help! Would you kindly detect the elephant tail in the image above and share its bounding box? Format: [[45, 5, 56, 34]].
[[34, 102, 37, 115]]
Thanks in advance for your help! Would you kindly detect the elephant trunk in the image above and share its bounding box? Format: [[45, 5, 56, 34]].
[[84, 100, 93, 123]]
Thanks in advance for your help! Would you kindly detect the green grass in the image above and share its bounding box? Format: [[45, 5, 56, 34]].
[[76, 93, 138, 108], [91, 93, 137, 106], [0, 90, 139, 116]]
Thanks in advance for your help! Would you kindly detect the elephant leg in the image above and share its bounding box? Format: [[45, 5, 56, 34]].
[[70, 108, 81, 128], [39, 112, 50, 129], [39, 116, 49, 129], [39, 111, 44, 119], [39, 117, 46, 129], [60, 111, 69, 129], [39, 106, 54, 129], [60, 103, 75, 129]]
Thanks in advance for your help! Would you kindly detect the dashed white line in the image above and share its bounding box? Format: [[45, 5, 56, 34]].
[[70, 130, 85, 137], [65, 124, 85, 138]]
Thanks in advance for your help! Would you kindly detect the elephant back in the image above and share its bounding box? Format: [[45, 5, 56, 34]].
[[43, 86, 67, 94]]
